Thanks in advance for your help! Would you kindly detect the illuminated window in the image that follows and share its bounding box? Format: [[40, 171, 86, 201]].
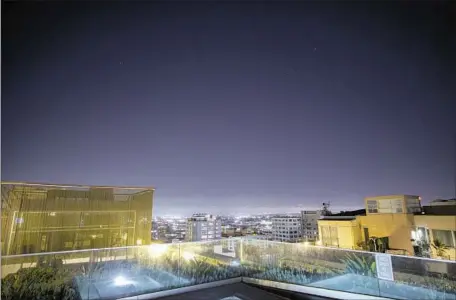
[[432, 230, 455, 247], [406, 198, 422, 213], [377, 199, 403, 213], [367, 200, 378, 213]]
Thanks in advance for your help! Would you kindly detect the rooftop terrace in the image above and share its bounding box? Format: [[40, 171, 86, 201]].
[[1, 238, 455, 300]]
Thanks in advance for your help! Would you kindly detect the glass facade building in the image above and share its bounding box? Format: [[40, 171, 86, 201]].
[[1, 182, 154, 255]]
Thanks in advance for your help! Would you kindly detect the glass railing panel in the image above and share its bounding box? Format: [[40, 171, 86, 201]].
[[177, 238, 242, 286], [306, 246, 380, 297], [75, 246, 143, 300], [75, 244, 183, 299], [378, 255, 456, 300], [1, 250, 86, 300], [133, 243, 182, 294], [241, 239, 381, 297], [4, 239, 455, 300], [241, 239, 287, 278]]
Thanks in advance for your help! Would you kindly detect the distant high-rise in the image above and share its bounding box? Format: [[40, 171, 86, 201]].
[[300, 210, 322, 242], [271, 214, 301, 243], [186, 213, 221, 242]]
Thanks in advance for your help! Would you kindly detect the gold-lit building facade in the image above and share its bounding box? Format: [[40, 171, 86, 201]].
[[1, 182, 154, 255], [318, 195, 456, 260]]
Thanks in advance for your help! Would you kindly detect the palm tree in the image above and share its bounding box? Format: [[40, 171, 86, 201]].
[[431, 239, 449, 258]]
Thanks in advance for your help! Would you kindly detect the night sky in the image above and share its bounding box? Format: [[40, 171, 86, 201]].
[[2, 2, 455, 216]]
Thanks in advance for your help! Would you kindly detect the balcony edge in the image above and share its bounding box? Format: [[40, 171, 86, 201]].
[[118, 277, 242, 300], [242, 277, 393, 300]]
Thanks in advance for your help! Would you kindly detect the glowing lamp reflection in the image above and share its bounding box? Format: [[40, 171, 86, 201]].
[[114, 276, 133, 286], [148, 244, 169, 257], [182, 251, 195, 261]]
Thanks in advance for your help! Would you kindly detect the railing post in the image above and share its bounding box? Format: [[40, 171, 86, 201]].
[[177, 243, 181, 285], [239, 238, 243, 263]]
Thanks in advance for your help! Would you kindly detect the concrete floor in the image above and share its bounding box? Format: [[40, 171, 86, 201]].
[[157, 282, 289, 300], [157, 282, 336, 300]]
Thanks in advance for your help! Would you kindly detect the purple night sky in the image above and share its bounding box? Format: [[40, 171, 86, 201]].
[[2, 2, 455, 216]]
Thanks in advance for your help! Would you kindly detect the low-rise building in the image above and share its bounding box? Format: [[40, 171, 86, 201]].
[[422, 198, 456, 215], [317, 194, 456, 260]]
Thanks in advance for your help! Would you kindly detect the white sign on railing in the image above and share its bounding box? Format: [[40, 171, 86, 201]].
[[228, 238, 235, 251], [213, 245, 236, 258], [375, 253, 394, 281]]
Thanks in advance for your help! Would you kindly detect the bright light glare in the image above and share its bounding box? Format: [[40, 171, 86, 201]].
[[148, 244, 169, 257], [182, 251, 195, 261], [303, 241, 309, 246], [417, 230, 423, 239], [230, 260, 240, 267], [114, 276, 132, 286], [316, 240, 322, 246]]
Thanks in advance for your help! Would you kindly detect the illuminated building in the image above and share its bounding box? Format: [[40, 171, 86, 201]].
[[186, 213, 222, 241], [271, 214, 301, 243], [317, 194, 456, 260], [300, 210, 321, 242], [1, 182, 154, 255]]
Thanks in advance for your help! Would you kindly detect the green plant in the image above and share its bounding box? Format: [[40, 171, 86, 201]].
[[356, 241, 369, 250], [341, 253, 376, 277], [432, 239, 450, 258], [80, 261, 105, 279], [177, 257, 240, 284], [255, 267, 311, 285], [393, 273, 456, 300], [1, 267, 77, 300]]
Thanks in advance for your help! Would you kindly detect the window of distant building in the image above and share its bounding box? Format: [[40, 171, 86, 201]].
[[367, 200, 378, 213], [377, 199, 403, 213], [406, 198, 422, 213], [432, 230, 455, 248]]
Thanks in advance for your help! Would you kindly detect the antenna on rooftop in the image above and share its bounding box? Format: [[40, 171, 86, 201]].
[[322, 202, 331, 216]]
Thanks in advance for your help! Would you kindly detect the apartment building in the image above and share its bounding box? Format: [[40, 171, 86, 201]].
[[1, 182, 154, 255], [186, 213, 222, 241], [271, 214, 301, 243], [317, 194, 456, 260], [300, 210, 321, 242]]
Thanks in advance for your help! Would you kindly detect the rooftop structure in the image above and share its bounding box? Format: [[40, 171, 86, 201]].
[[429, 198, 456, 206], [423, 198, 456, 215], [1, 182, 154, 255], [318, 195, 456, 260]]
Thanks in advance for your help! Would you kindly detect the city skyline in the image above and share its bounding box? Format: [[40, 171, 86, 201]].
[[2, 2, 454, 216]]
